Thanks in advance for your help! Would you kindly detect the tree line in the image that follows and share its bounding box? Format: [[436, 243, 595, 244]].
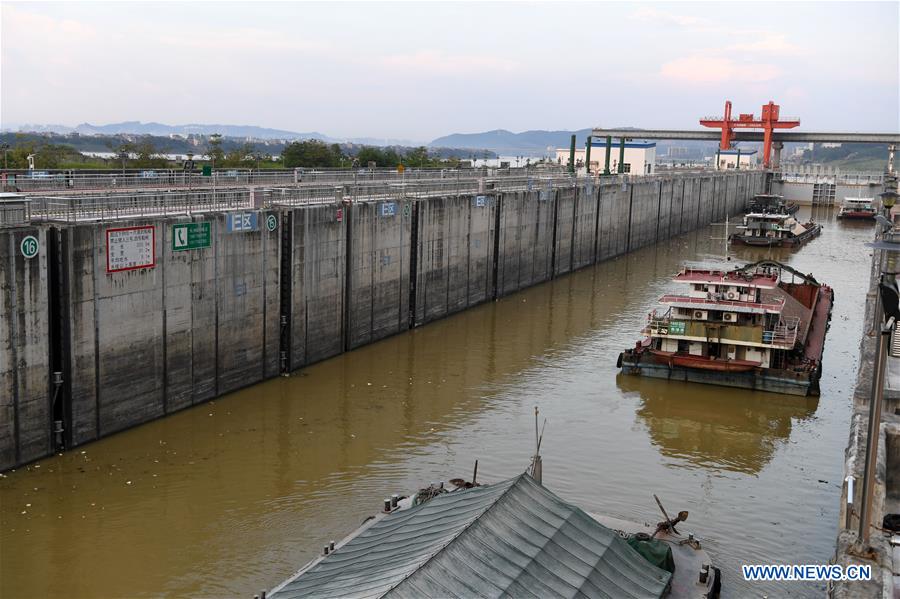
[[1, 134, 480, 170]]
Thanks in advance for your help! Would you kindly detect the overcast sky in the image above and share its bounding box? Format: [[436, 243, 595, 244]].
[[2, 1, 898, 142]]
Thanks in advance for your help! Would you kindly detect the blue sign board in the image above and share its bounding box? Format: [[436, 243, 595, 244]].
[[475, 195, 487, 207], [227, 212, 259, 232], [381, 202, 396, 217]]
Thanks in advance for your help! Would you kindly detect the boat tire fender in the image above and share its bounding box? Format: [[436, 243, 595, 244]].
[[710, 566, 722, 598]]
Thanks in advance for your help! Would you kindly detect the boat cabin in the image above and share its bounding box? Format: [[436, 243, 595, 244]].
[[838, 197, 876, 219], [735, 212, 805, 241], [644, 266, 805, 369]]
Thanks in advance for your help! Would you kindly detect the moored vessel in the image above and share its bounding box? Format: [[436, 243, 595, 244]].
[[730, 212, 821, 248], [617, 261, 833, 396], [265, 456, 722, 599], [747, 193, 799, 215], [836, 197, 877, 220]]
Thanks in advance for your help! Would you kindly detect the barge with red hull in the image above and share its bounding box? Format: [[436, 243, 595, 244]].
[[836, 197, 877, 221], [617, 261, 833, 396]]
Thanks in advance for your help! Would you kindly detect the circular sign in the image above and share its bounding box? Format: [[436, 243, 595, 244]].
[[20, 235, 39, 259], [266, 214, 278, 232]]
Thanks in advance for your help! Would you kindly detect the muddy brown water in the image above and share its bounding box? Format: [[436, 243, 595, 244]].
[[0, 206, 872, 598]]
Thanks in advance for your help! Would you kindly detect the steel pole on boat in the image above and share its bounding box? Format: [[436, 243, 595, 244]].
[[858, 314, 892, 547], [532, 407, 543, 485]]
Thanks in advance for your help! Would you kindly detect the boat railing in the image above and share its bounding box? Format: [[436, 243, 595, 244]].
[[646, 310, 798, 348], [658, 294, 784, 312], [763, 316, 800, 346]]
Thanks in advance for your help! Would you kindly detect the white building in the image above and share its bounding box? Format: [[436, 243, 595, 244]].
[[556, 141, 656, 175], [714, 149, 757, 170]]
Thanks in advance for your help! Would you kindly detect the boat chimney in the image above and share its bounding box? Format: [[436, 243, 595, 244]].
[[383, 498, 391, 512], [391, 494, 399, 508]]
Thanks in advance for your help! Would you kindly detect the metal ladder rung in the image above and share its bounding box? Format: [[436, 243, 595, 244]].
[[892, 321, 900, 358]]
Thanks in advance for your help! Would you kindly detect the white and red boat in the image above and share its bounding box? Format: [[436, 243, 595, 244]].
[[836, 197, 876, 220], [617, 261, 833, 396]]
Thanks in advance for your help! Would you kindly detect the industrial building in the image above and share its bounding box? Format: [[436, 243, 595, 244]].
[[556, 141, 656, 175], [714, 148, 757, 170]]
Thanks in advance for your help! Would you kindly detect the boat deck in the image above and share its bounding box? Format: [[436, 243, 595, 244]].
[[803, 286, 834, 362]]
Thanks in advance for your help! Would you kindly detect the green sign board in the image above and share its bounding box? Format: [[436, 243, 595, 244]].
[[172, 222, 211, 251], [201, 165, 212, 177], [668, 321, 685, 335], [20, 235, 39, 259]]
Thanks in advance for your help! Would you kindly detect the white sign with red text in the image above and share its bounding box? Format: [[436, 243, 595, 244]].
[[106, 226, 156, 273]]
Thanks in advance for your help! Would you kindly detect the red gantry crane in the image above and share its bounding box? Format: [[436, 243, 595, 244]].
[[700, 100, 800, 169]]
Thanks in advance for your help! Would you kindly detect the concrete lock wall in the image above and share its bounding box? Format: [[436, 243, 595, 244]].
[[289, 203, 346, 369], [59, 212, 280, 448], [0, 226, 51, 471], [413, 194, 497, 327], [346, 199, 412, 350], [597, 180, 631, 261], [495, 189, 555, 297], [0, 171, 763, 469]]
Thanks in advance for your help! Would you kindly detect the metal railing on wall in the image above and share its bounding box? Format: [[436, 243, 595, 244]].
[[25, 169, 754, 223], [2, 165, 566, 193]]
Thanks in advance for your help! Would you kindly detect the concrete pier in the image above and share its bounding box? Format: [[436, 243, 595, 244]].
[[832, 239, 898, 598], [0, 171, 765, 470]]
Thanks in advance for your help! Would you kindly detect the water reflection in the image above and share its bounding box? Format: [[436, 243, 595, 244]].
[[619, 375, 819, 475]]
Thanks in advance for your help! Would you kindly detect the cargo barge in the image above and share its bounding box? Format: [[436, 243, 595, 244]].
[[266, 466, 722, 599], [730, 212, 821, 248], [748, 192, 799, 215], [617, 261, 833, 396]]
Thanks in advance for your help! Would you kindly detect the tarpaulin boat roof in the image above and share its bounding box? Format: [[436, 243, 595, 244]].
[[269, 473, 671, 599]]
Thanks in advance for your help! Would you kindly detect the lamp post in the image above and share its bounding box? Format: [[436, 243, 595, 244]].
[[881, 189, 898, 216], [1, 143, 8, 170]]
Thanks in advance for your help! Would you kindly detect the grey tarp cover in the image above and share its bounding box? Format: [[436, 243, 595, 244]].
[[270, 473, 671, 598]]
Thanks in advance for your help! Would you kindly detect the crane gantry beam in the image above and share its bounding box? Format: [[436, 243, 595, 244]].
[[589, 129, 900, 144]]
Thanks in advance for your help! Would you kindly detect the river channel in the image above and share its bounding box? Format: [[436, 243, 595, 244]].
[[0, 205, 872, 598]]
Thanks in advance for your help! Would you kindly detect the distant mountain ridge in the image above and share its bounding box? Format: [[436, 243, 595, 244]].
[[429, 128, 594, 155], [74, 121, 319, 139], [2, 121, 423, 146], [429, 127, 728, 156]]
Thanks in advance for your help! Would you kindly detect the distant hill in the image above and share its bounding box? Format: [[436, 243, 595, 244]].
[[430, 128, 594, 155], [429, 128, 752, 158], [0, 130, 497, 161], [3, 121, 429, 146], [73, 121, 323, 140]]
